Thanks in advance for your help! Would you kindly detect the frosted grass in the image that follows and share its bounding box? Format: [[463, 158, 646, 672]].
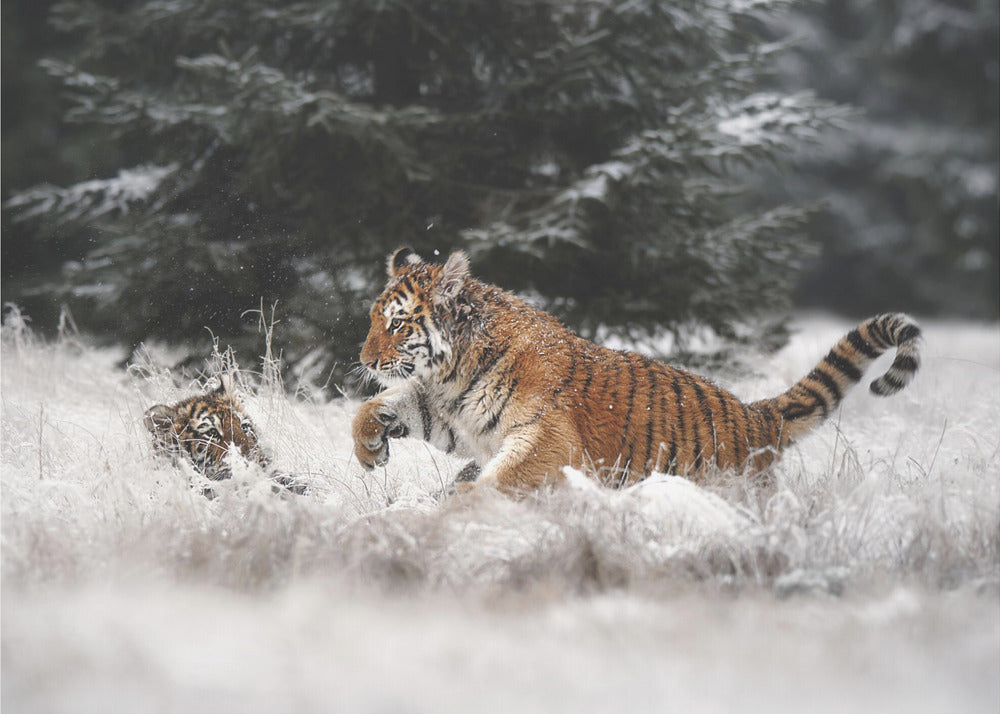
[[2, 313, 998, 713]]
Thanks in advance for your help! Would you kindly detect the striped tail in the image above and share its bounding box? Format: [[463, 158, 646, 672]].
[[762, 313, 922, 443]]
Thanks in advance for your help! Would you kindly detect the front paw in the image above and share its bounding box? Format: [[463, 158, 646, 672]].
[[352, 399, 408, 469]]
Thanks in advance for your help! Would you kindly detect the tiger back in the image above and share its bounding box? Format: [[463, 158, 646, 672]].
[[352, 248, 921, 496]]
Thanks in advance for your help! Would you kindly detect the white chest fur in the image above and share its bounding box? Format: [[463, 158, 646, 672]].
[[423, 382, 504, 463]]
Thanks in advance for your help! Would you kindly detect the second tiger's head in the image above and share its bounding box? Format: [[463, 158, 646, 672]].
[[144, 375, 265, 481]]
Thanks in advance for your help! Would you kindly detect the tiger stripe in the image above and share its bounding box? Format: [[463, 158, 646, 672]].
[[824, 349, 863, 382], [692, 374, 719, 471], [619, 355, 639, 468], [712, 383, 737, 467], [452, 344, 507, 409], [553, 350, 578, 407], [846, 328, 880, 359], [417, 389, 433, 440], [643, 359, 658, 473], [669, 376, 686, 473], [485, 378, 518, 432], [658, 365, 676, 473]]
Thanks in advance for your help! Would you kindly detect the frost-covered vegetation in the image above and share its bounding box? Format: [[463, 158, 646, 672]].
[[3, 312, 998, 713]]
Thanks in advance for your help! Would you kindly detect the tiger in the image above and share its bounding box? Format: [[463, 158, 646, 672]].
[[352, 248, 921, 497], [145, 374, 305, 494]]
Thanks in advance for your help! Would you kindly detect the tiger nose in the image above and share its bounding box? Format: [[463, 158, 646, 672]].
[[359, 333, 377, 366]]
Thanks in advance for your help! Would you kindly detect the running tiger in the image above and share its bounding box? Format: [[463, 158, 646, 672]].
[[352, 248, 921, 496]]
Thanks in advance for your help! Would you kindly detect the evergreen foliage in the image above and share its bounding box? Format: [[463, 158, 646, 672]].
[[5, 0, 844, 383], [764, 0, 999, 318]]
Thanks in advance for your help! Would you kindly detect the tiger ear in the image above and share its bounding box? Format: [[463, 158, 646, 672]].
[[387, 247, 423, 277], [435, 250, 470, 305], [214, 373, 236, 397], [144, 404, 175, 434], [213, 374, 243, 409]]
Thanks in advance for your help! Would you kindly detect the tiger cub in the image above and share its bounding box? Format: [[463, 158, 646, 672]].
[[145, 375, 304, 494], [352, 248, 921, 496]]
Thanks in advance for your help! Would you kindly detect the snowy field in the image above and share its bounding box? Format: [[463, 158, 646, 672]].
[[2, 313, 998, 714]]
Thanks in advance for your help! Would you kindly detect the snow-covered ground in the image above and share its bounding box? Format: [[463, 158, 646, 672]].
[[2, 314, 998, 713]]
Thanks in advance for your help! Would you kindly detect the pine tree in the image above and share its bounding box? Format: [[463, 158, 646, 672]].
[[762, 0, 999, 318], [5, 0, 844, 383]]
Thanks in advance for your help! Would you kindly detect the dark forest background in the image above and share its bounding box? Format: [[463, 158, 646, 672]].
[[3, 0, 997, 388]]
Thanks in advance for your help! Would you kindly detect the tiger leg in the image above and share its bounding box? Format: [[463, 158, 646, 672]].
[[476, 415, 577, 497], [352, 390, 408, 469], [352, 383, 462, 469]]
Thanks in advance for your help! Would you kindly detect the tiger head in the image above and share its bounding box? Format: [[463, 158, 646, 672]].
[[360, 247, 470, 386], [144, 375, 265, 480]]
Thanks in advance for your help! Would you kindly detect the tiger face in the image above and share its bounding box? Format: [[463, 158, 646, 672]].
[[360, 247, 466, 386], [144, 375, 265, 480]]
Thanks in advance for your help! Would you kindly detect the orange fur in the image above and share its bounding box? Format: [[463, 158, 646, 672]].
[[145, 375, 264, 480], [353, 249, 921, 497]]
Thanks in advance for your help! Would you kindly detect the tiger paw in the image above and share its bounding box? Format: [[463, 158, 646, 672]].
[[352, 399, 408, 469], [270, 472, 308, 496]]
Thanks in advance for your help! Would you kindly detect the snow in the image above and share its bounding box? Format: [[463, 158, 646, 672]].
[[2, 164, 177, 222], [716, 93, 826, 146], [2, 314, 998, 713]]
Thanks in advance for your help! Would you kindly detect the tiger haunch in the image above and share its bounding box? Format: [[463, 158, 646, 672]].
[[352, 249, 921, 496]]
